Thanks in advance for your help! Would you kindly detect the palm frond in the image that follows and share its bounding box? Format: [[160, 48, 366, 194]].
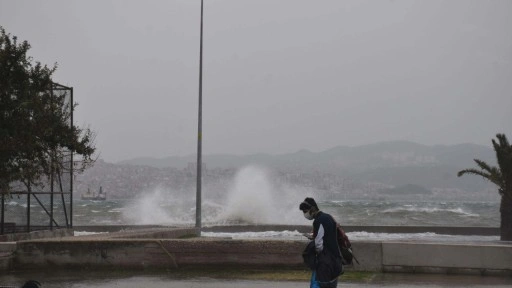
[[457, 169, 491, 179], [458, 168, 503, 187], [473, 159, 494, 174], [496, 133, 510, 148], [493, 134, 512, 181]]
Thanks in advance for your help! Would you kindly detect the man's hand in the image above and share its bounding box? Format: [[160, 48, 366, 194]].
[[302, 232, 314, 240]]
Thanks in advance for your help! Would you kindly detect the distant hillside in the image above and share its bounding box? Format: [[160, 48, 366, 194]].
[[78, 141, 498, 200], [120, 141, 494, 170], [117, 141, 495, 192]]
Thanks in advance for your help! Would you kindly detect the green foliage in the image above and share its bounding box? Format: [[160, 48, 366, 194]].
[[458, 133, 512, 240], [0, 26, 96, 193], [458, 133, 511, 198]]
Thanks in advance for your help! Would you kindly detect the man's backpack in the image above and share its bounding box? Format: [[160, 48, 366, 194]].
[[334, 221, 359, 265]]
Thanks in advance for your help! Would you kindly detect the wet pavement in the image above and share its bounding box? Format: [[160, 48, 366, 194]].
[[1, 271, 511, 288]]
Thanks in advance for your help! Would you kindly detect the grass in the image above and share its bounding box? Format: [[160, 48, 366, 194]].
[[161, 266, 376, 282], [4, 265, 377, 283]]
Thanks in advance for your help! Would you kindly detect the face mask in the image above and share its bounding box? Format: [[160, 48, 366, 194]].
[[303, 211, 314, 220]]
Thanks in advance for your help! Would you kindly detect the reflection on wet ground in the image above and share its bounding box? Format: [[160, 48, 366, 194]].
[[1, 270, 511, 288]]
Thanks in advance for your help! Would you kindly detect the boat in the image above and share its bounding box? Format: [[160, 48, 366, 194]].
[[81, 186, 106, 201]]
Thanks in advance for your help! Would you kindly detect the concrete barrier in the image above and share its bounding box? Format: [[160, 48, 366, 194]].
[[75, 225, 500, 236], [14, 239, 306, 270], [0, 242, 16, 270], [349, 242, 383, 271], [13, 238, 512, 276], [381, 241, 512, 275], [0, 228, 73, 242], [6, 226, 512, 276]]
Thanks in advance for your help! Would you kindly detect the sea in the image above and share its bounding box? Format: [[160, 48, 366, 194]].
[[5, 163, 502, 242], [73, 197, 501, 242], [73, 166, 501, 232]]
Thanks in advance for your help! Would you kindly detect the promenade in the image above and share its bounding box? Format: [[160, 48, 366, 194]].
[[1, 225, 511, 287], [1, 270, 512, 287]]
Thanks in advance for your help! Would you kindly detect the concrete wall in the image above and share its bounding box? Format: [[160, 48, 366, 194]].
[[14, 239, 306, 270], [74, 225, 500, 236], [0, 242, 16, 270], [12, 237, 512, 276], [3, 226, 510, 275], [381, 242, 512, 275], [0, 228, 73, 242]]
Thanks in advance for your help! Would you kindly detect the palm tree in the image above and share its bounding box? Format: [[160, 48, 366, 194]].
[[458, 133, 512, 241]]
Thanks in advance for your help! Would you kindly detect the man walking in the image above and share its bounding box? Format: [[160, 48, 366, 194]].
[[300, 197, 343, 288]]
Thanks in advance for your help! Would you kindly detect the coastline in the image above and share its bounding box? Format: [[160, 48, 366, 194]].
[[2, 265, 512, 287], [2, 225, 511, 277]]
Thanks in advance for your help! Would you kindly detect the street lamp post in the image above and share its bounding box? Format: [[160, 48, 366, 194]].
[[196, 0, 204, 232]]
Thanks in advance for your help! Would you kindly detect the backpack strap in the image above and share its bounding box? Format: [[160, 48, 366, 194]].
[[328, 215, 343, 258]]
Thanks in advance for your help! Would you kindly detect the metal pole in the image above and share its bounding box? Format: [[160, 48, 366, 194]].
[[1, 193, 4, 235], [50, 157, 54, 230], [27, 183, 30, 232], [50, 84, 54, 230], [195, 0, 204, 231], [70, 87, 74, 228]]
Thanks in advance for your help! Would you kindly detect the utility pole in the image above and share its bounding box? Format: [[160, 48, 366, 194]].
[[196, 0, 204, 232]]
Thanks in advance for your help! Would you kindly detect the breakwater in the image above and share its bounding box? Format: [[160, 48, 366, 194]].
[[1, 225, 511, 276]]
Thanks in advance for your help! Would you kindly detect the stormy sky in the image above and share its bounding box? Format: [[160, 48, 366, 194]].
[[1, 0, 511, 162]]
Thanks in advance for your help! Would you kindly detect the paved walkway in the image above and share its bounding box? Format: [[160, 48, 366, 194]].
[[1, 272, 512, 288]]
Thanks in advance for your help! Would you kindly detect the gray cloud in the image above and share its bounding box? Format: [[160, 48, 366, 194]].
[[1, 0, 511, 162]]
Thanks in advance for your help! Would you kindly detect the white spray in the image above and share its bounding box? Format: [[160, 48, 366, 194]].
[[220, 165, 315, 225], [122, 186, 194, 225], [122, 165, 316, 226]]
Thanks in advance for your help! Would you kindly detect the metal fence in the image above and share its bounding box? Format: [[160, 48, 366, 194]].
[[1, 83, 74, 234]]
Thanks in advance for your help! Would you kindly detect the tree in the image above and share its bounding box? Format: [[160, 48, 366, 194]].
[[0, 26, 96, 195], [458, 134, 512, 241]]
